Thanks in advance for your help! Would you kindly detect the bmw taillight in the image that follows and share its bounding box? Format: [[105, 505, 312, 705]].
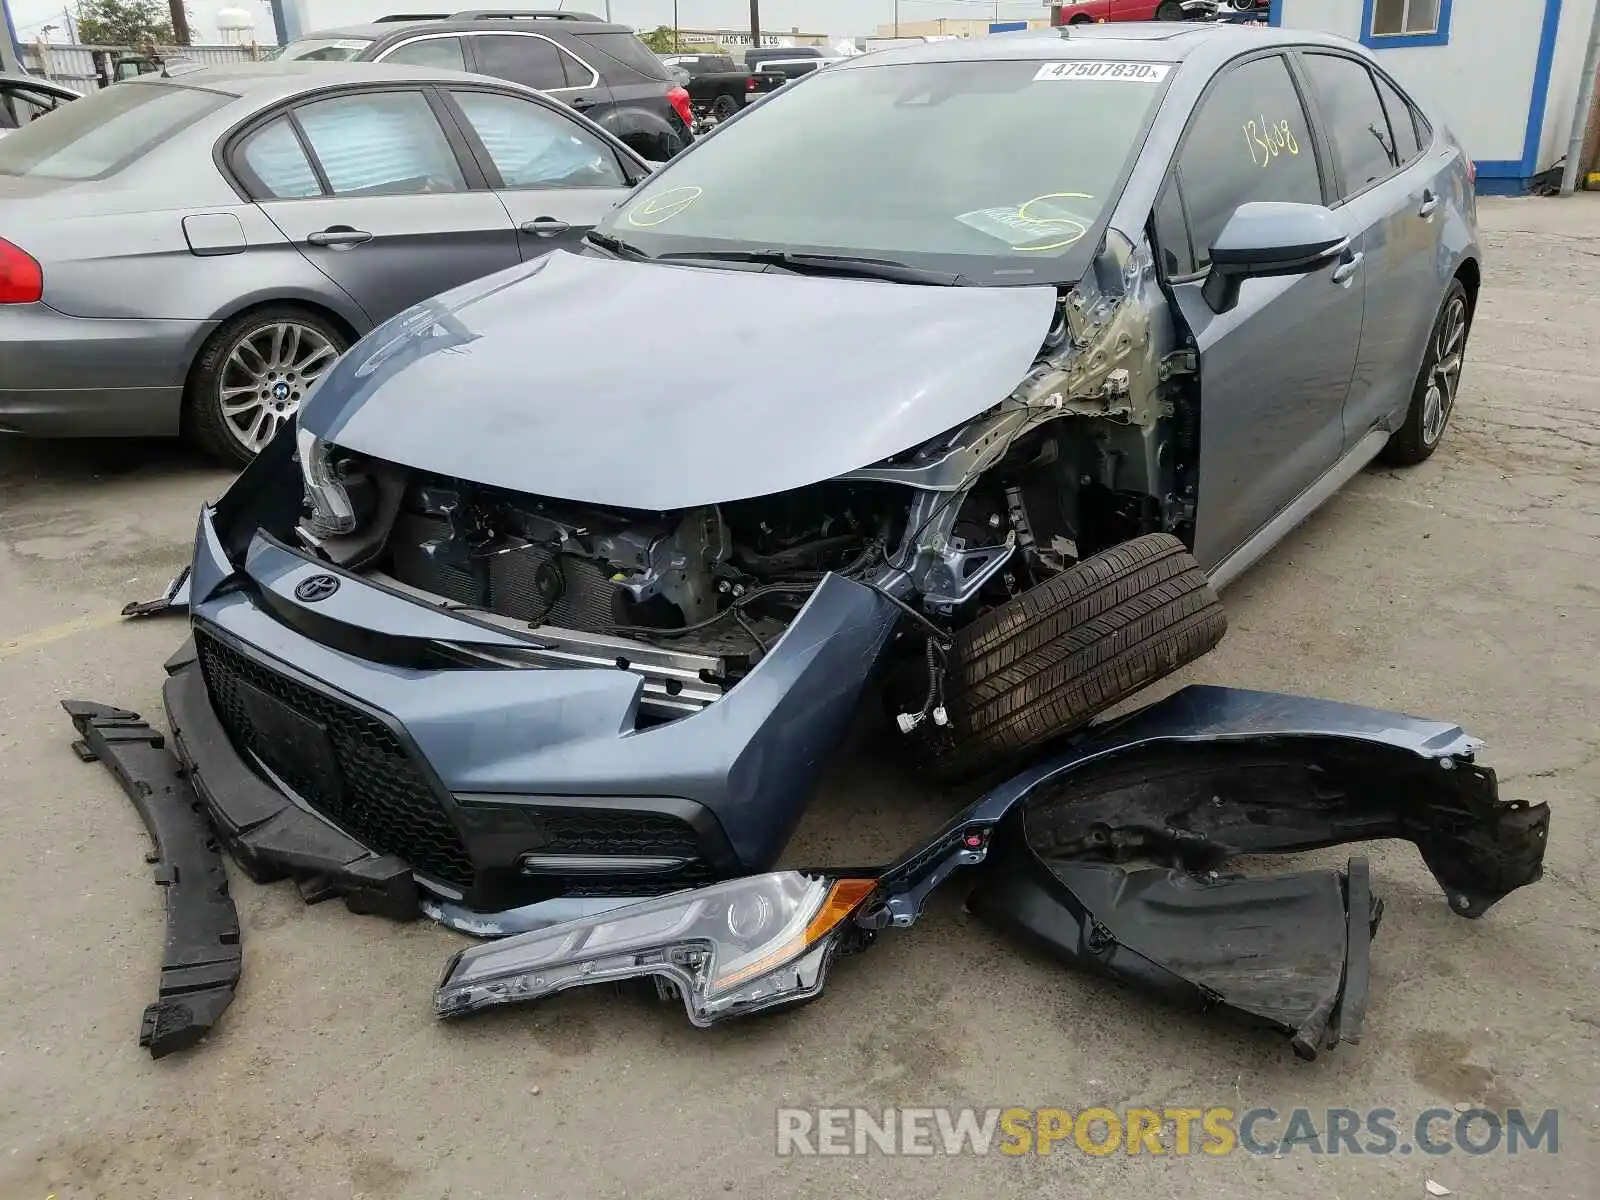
[[0, 237, 42, 304], [666, 84, 693, 128]]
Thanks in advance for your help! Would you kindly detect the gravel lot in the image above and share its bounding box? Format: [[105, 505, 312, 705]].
[[1, 195, 1595, 1199]]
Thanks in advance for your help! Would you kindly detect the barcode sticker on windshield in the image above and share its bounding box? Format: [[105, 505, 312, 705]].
[[1034, 61, 1170, 82]]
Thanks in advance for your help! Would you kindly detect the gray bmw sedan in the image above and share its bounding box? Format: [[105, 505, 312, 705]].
[[0, 61, 651, 463]]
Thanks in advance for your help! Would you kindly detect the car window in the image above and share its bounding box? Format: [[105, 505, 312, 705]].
[[1152, 179, 1194, 277], [237, 116, 323, 198], [1372, 72, 1421, 165], [0, 83, 63, 129], [473, 34, 578, 91], [277, 37, 375, 62], [294, 91, 466, 197], [584, 31, 673, 81], [452, 91, 624, 189], [381, 36, 467, 72], [1301, 53, 1398, 196], [0, 81, 226, 180], [1174, 54, 1321, 270], [600, 57, 1173, 284]]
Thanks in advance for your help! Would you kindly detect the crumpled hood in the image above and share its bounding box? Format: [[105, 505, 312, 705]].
[[299, 249, 1058, 510]]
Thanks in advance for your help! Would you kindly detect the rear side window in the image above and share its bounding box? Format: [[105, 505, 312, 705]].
[[294, 91, 466, 197], [0, 82, 226, 180], [1301, 53, 1399, 195], [238, 116, 321, 198], [585, 31, 673, 81], [1372, 72, 1422, 165], [473, 34, 580, 91], [381, 36, 467, 72], [1174, 54, 1322, 269]]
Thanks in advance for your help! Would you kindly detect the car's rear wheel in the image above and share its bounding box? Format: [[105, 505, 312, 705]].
[[1156, 1, 1186, 18], [1380, 279, 1470, 466], [710, 94, 739, 122], [931, 534, 1227, 779], [185, 306, 349, 466]]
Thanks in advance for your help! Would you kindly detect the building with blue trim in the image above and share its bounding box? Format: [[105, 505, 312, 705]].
[[1271, 0, 1599, 193]]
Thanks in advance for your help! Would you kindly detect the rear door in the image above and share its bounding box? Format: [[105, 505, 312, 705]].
[[1297, 51, 1445, 445], [0, 80, 72, 133], [234, 86, 519, 322], [1152, 51, 1365, 570], [440, 87, 636, 258]]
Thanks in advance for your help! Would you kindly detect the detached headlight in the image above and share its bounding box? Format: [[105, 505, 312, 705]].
[[295, 424, 357, 538], [435, 873, 878, 1027]]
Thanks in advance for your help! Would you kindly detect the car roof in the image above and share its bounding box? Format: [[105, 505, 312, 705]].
[[131, 59, 524, 102], [844, 22, 1368, 69], [298, 17, 630, 41]]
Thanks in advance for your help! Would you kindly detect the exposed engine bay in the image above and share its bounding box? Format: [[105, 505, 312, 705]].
[[291, 230, 1197, 723]]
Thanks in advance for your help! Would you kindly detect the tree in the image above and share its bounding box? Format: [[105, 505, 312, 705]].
[[75, 0, 175, 47]]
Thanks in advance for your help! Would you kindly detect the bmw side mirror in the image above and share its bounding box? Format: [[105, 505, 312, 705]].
[[1201, 202, 1351, 315]]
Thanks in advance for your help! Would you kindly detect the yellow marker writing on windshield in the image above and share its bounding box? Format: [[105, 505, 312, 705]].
[[625, 185, 704, 227], [1012, 192, 1096, 252]]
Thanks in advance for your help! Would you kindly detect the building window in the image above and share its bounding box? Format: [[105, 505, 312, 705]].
[[1362, 0, 1452, 48]]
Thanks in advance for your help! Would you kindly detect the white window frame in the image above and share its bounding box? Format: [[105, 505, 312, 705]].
[[375, 31, 600, 93]]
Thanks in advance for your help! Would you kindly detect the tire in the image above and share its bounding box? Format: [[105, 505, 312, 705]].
[[710, 94, 739, 122], [1379, 279, 1471, 466], [934, 534, 1227, 778], [1155, 1, 1185, 18], [1068, 14, 1094, 23], [624, 128, 686, 162], [185, 306, 349, 467]]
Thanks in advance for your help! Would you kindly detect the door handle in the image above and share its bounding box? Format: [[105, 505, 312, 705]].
[[520, 217, 571, 238], [567, 96, 595, 109], [306, 226, 373, 248], [1331, 251, 1364, 285], [1417, 190, 1439, 219]]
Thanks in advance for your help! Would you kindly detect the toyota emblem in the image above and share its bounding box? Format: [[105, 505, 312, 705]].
[[294, 573, 341, 602]]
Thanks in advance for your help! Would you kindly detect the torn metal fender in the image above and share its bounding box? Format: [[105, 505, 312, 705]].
[[62, 700, 241, 1057], [436, 685, 1548, 1035]]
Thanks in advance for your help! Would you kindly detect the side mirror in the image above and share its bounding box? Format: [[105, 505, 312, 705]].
[[1201, 201, 1350, 315]]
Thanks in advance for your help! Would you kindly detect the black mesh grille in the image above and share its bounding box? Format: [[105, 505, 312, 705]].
[[195, 629, 476, 890], [540, 809, 701, 857]]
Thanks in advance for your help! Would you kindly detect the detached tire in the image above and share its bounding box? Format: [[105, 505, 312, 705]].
[[935, 534, 1226, 778]]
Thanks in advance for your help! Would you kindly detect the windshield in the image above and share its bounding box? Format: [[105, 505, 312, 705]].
[[0, 81, 228, 179], [597, 57, 1173, 284], [278, 37, 375, 61]]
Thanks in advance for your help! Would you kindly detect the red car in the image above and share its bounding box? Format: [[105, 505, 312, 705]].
[[1051, 1, 1193, 22]]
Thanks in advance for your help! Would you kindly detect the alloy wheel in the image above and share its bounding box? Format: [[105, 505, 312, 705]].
[[1421, 296, 1467, 446], [217, 321, 339, 454]]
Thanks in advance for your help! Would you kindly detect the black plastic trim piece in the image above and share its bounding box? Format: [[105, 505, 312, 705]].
[[161, 650, 421, 921], [62, 700, 242, 1058]]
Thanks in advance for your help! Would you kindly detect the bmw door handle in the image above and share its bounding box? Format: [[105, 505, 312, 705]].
[[520, 217, 571, 238], [1418, 190, 1440, 219], [306, 226, 372, 249], [1331, 251, 1364, 286]]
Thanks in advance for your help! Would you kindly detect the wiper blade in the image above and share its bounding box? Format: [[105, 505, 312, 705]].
[[583, 230, 652, 260], [658, 248, 963, 285]]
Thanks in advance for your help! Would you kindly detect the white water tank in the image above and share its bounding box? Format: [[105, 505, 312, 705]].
[[216, 7, 256, 42]]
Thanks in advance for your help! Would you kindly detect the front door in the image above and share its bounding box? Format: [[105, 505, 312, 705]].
[[240, 88, 520, 322], [1153, 52, 1365, 570], [442, 88, 636, 260]]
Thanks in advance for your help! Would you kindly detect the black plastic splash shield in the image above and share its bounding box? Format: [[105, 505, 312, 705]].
[[62, 700, 241, 1057], [967, 842, 1381, 1060]]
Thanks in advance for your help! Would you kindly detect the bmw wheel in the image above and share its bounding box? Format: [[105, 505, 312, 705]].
[[1156, 1, 1186, 18], [1381, 279, 1471, 466], [186, 306, 349, 466]]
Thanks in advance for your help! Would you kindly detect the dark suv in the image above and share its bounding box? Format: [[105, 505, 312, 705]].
[[278, 10, 694, 159]]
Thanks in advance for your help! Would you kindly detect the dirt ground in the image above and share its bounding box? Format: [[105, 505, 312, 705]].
[[1, 196, 1596, 1200]]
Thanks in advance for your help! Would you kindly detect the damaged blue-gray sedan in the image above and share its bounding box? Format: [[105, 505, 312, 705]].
[[75, 25, 1542, 1059]]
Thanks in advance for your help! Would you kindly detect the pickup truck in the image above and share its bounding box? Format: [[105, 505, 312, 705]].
[[658, 52, 778, 122]]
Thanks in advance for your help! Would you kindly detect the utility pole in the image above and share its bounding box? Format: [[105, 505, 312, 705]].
[[168, 0, 191, 45], [1559, 0, 1600, 195], [673, 0, 679, 51], [895, 0, 900, 36], [749, 0, 759, 53]]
